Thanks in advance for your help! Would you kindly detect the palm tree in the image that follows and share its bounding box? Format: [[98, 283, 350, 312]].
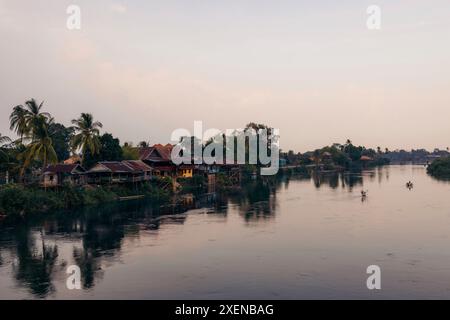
[[0, 134, 11, 146], [22, 115, 58, 171], [138, 141, 150, 148], [71, 113, 103, 165], [0, 134, 11, 162], [10, 99, 51, 141], [10, 105, 28, 142]]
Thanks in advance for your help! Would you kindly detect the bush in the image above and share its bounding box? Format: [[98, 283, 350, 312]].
[[427, 157, 450, 179], [83, 186, 117, 205], [0, 184, 62, 215]]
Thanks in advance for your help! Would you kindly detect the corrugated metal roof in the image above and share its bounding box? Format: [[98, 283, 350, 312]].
[[122, 160, 153, 172], [93, 162, 135, 173], [44, 164, 85, 174]]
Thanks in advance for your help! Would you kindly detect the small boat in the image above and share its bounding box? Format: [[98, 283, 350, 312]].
[[361, 190, 368, 197], [119, 195, 145, 201]]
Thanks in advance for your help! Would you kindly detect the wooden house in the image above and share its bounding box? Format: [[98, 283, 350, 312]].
[[139, 144, 176, 177], [42, 164, 86, 187]]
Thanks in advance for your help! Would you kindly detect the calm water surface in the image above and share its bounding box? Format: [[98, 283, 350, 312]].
[[1, 165, 450, 299]]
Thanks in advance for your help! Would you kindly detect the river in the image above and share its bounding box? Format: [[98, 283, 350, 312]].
[[1, 165, 450, 299]]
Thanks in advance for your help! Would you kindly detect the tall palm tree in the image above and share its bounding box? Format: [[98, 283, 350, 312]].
[[10, 105, 28, 142], [10, 99, 51, 141], [22, 115, 58, 171], [71, 113, 103, 165]]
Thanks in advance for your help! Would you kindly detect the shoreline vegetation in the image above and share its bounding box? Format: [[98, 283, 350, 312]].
[[0, 98, 449, 218], [427, 157, 450, 180]]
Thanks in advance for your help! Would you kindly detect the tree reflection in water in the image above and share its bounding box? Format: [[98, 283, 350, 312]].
[[310, 172, 364, 191], [12, 228, 58, 298], [0, 170, 372, 298]]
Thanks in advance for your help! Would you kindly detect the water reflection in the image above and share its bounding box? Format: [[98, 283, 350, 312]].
[[12, 229, 58, 298], [2, 166, 450, 299], [0, 179, 283, 297], [310, 172, 364, 190]]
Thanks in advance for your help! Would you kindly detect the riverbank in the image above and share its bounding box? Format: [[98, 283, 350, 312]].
[[0, 162, 393, 217], [0, 182, 170, 217], [427, 157, 450, 180]]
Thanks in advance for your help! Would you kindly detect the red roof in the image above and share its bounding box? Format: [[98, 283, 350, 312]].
[[138, 147, 155, 160], [139, 144, 173, 162], [63, 155, 81, 164]]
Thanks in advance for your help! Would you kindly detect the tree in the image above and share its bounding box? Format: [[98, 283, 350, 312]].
[[122, 142, 140, 160], [10, 99, 52, 142], [138, 141, 150, 148], [9, 106, 27, 142], [48, 123, 74, 162], [71, 113, 103, 165], [427, 157, 450, 179], [0, 134, 11, 162], [83, 133, 123, 168], [22, 115, 58, 171]]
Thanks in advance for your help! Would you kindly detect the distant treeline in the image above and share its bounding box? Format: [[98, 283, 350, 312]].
[[281, 143, 450, 168], [281, 139, 390, 171], [383, 149, 450, 163]]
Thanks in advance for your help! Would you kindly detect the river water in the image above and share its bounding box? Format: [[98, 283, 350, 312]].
[[1, 165, 450, 299]]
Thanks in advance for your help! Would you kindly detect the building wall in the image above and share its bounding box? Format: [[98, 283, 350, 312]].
[[43, 174, 59, 187], [179, 169, 193, 178]]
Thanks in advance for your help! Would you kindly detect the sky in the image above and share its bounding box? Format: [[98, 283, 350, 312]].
[[0, 0, 449, 152]]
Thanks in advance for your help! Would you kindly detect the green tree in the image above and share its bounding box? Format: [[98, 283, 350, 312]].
[[9, 106, 28, 142], [71, 113, 103, 166], [83, 133, 123, 168], [0, 134, 11, 163], [138, 141, 150, 148], [122, 142, 140, 160], [10, 99, 52, 141], [48, 123, 74, 162], [22, 115, 58, 171]]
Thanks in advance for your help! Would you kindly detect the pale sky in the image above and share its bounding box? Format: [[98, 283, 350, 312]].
[[0, 0, 449, 152]]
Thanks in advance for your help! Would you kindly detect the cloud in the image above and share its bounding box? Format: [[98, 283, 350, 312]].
[[110, 3, 127, 14]]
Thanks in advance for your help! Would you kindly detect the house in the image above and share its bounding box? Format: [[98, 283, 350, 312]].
[[88, 162, 133, 184], [139, 144, 176, 177], [122, 160, 153, 181], [87, 161, 154, 184], [64, 155, 82, 165], [42, 164, 86, 187]]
